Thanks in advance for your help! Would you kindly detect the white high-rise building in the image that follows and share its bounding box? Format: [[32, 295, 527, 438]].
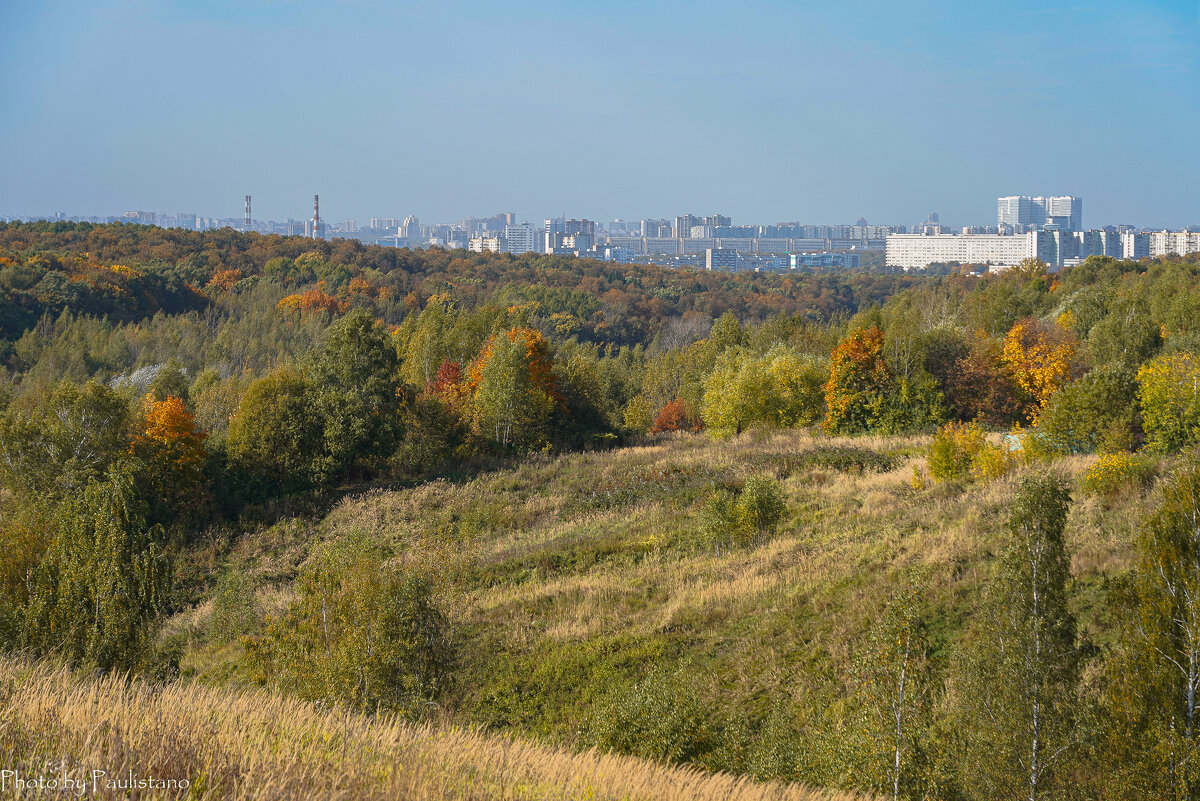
[[886, 232, 1036, 270], [1149, 231, 1200, 258], [503, 223, 540, 255], [997, 195, 1082, 232]]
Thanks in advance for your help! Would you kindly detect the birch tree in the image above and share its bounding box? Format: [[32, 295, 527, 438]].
[[853, 580, 932, 801], [959, 473, 1080, 801], [1133, 460, 1200, 795]]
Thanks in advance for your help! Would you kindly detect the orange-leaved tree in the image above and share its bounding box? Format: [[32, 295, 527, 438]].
[[275, 286, 347, 316], [426, 359, 470, 417], [823, 326, 891, 434], [131, 394, 210, 525], [651, 398, 703, 433]]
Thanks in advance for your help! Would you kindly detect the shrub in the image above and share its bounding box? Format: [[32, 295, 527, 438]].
[[581, 665, 720, 766], [651, 398, 702, 433], [969, 442, 1020, 482], [928, 422, 1016, 483], [700, 487, 741, 552], [699, 476, 787, 551], [207, 568, 259, 644], [245, 531, 454, 716], [928, 422, 987, 481], [1081, 453, 1156, 498], [1138, 351, 1200, 452], [1032, 366, 1138, 454], [766, 446, 896, 476], [735, 476, 787, 541]]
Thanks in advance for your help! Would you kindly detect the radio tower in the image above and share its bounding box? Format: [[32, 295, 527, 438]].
[[312, 194, 320, 239], [244, 195, 251, 232]]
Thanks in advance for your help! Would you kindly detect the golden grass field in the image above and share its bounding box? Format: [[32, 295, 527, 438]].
[[0, 656, 873, 801]]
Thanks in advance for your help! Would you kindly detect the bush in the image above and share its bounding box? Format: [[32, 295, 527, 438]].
[[699, 476, 787, 551], [757, 446, 896, 476], [1032, 366, 1138, 454], [207, 568, 258, 644], [245, 531, 454, 716], [1081, 453, 1157, 498], [928, 422, 1017, 483], [928, 422, 987, 481], [969, 442, 1020, 482], [735, 476, 787, 541], [581, 665, 720, 766]]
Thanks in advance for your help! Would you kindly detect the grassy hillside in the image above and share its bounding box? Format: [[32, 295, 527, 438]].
[[172, 429, 1147, 792], [0, 656, 869, 801]]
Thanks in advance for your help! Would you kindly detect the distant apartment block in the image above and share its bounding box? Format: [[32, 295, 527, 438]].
[[705, 248, 739, 271], [544, 218, 595, 253], [468, 236, 504, 254], [886, 233, 1035, 270], [887, 226, 1199, 271], [640, 219, 671, 237], [499, 224, 531, 254], [790, 252, 861, 269], [997, 195, 1082, 232]]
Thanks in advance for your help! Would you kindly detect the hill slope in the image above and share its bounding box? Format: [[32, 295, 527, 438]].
[[177, 430, 1140, 793], [0, 656, 868, 801]]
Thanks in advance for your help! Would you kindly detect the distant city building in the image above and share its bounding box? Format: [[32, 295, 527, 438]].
[[400, 215, 420, 239], [886, 233, 1035, 270], [503, 223, 540, 255], [1148, 231, 1200, 258], [468, 236, 504, 254], [705, 248, 739, 271], [543, 218, 595, 253], [640, 219, 671, 237], [674, 214, 701, 238], [602, 246, 636, 264], [790, 252, 861, 269], [997, 195, 1082, 232]]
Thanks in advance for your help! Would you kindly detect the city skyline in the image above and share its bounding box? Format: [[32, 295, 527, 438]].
[[2, 1, 1197, 227]]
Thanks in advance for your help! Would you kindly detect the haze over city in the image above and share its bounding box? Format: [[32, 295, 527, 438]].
[[1, 0, 1197, 228]]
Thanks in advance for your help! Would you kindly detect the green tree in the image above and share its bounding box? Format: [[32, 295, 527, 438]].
[[823, 326, 891, 434], [957, 474, 1080, 800], [701, 345, 825, 438], [852, 581, 933, 801], [1086, 296, 1162, 369], [246, 531, 454, 715], [226, 368, 323, 493], [1031, 366, 1138, 454], [468, 328, 558, 450], [1118, 460, 1200, 796], [306, 309, 405, 481], [1138, 351, 1200, 452], [22, 463, 172, 672], [0, 379, 130, 499]]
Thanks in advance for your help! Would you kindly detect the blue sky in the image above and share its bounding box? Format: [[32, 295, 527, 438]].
[[1, 0, 1196, 228]]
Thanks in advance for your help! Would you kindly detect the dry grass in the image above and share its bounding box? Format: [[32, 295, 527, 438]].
[[0, 656, 872, 801]]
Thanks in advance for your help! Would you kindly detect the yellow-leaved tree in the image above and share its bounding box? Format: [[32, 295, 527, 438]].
[[1001, 317, 1080, 415]]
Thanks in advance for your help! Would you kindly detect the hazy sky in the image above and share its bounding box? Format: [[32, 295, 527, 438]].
[[1, 1, 1197, 228]]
